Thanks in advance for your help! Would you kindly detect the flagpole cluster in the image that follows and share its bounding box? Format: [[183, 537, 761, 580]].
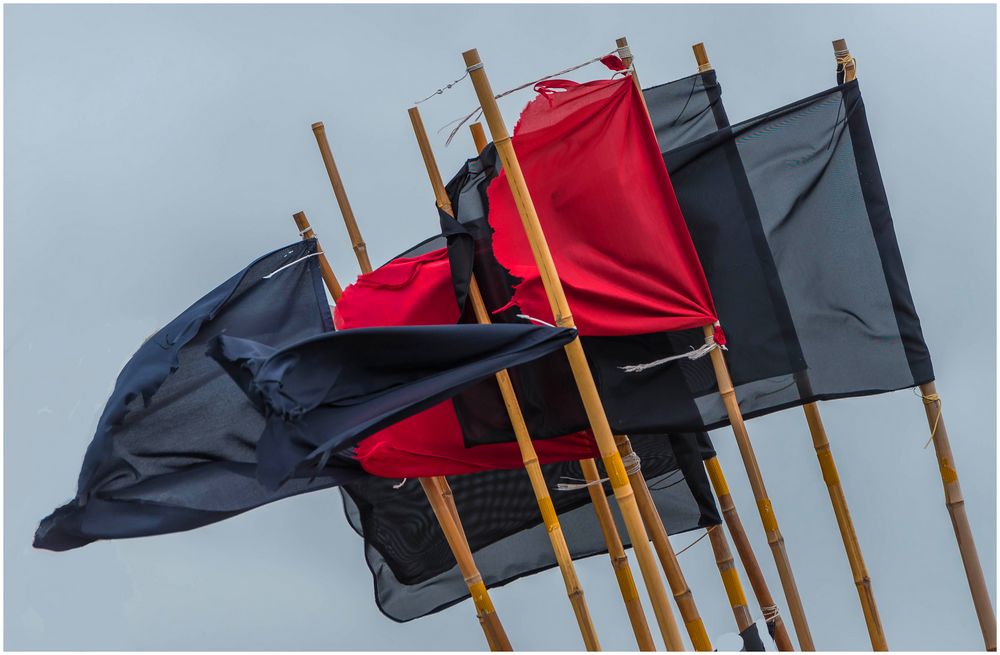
[[34, 29, 996, 655]]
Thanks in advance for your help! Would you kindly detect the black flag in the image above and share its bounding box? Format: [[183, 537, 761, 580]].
[[35, 240, 350, 552]]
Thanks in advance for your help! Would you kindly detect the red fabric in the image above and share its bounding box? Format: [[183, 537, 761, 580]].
[[334, 248, 459, 329], [487, 76, 718, 336], [336, 247, 598, 478]]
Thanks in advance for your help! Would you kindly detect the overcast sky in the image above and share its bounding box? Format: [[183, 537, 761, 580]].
[[5, 3, 995, 651]]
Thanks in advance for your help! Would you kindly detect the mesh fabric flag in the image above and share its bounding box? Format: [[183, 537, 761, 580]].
[[35, 240, 351, 552], [650, 75, 932, 422], [342, 432, 717, 622]]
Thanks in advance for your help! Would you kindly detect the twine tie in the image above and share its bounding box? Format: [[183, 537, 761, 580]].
[[915, 388, 942, 449]]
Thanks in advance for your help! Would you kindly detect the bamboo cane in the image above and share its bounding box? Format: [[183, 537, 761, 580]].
[[705, 457, 795, 651], [469, 116, 657, 653], [409, 107, 603, 652], [616, 35, 815, 649], [471, 122, 489, 153], [463, 47, 695, 652], [311, 122, 373, 274], [614, 435, 712, 650], [833, 39, 998, 649], [702, 324, 814, 650], [691, 40, 888, 650], [685, 41, 793, 650], [707, 524, 754, 632], [291, 209, 511, 651], [917, 381, 997, 651], [803, 403, 887, 650]]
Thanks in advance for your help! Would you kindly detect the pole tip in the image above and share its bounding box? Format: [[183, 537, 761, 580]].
[[692, 42, 711, 71], [832, 38, 849, 55], [615, 36, 629, 47], [311, 121, 325, 132], [462, 48, 481, 67]]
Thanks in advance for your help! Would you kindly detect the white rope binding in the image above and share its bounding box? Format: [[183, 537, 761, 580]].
[[263, 251, 323, 279], [618, 332, 722, 373], [555, 451, 641, 491], [516, 313, 556, 328]]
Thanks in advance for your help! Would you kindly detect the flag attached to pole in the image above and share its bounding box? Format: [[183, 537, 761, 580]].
[[35, 240, 346, 551]]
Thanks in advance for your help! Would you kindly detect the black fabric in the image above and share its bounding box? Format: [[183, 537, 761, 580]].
[[341, 432, 718, 622], [644, 70, 728, 151], [337, 236, 722, 623], [210, 324, 578, 489], [435, 75, 932, 439], [739, 622, 767, 652], [35, 240, 346, 551]]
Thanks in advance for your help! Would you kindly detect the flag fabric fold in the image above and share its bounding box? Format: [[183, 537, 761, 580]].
[[35, 240, 346, 552], [208, 323, 578, 489]]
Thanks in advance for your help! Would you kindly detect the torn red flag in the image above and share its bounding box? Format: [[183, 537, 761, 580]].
[[487, 75, 718, 336]]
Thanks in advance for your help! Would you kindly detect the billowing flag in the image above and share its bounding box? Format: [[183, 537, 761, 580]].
[[330, 237, 720, 621], [332, 247, 598, 476], [209, 323, 578, 489], [440, 70, 931, 438], [487, 76, 718, 336], [35, 240, 350, 552]]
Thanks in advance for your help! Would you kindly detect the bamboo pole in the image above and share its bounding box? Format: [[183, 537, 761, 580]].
[[293, 217, 510, 652], [614, 435, 712, 650], [803, 403, 887, 650], [311, 121, 373, 274], [466, 122, 657, 652], [702, 324, 814, 650], [917, 382, 997, 651], [834, 38, 998, 650], [705, 457, 795, 651], [618, 35, 816, 648], [409, 107, 602, 652], [685, 41, 793, 650], [691, 40, 887, 650], [463, 47, 694, 652], [471, 122, 488, 153], [707, 524, 754, 632]]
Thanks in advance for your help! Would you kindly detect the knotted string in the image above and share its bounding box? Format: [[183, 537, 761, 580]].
[[619, 331, 722, 373], [915, 388, 943, 449], [555, 451, 641, 492]]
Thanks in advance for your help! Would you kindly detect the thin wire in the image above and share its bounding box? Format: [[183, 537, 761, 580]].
[[441, 50, 619, 145]]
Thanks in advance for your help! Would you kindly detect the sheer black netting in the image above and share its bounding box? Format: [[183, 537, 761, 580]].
[[434, 75, 931, 441], [340, 432, 718, 622], [36, 240, 344, 551]]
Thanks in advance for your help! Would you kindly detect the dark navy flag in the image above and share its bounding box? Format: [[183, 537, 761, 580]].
[[35, 240, 348, 552], [209, 323, 578, 489]]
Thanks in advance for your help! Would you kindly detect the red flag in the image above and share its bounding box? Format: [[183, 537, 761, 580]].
[[487, 76, 718, 336], [336, 247, 598, 477]]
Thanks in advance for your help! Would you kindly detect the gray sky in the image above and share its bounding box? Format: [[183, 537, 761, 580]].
[[4, 3, 995, 651]]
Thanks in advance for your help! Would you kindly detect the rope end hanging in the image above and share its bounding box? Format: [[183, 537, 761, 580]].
[[619, 332, 720, 373]]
